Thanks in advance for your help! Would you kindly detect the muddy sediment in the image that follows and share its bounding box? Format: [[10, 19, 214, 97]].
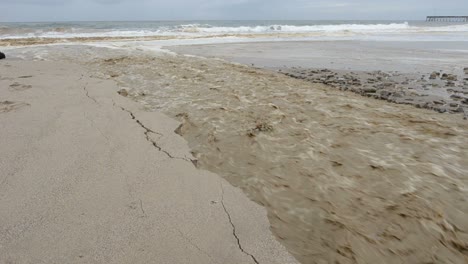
[[281, 67, 468, 117], [87, 52, 468, 264]]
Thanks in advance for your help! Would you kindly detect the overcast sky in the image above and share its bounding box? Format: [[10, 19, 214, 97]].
[[1, 0, 467, 22]]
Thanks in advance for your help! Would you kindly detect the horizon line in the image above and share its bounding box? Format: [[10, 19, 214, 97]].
[[0, 18, 424, 23]]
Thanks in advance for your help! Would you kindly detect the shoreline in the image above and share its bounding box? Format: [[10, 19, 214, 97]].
[[166, 40, 468, 118], [0, 59, 297, 263]]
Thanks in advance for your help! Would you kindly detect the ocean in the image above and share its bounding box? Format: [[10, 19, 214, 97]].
[[1, 20, 468, 42]]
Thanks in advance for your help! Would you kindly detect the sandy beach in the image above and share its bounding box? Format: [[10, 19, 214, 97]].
[[1, 20, 468, 264], [0, 60, 297, 264]]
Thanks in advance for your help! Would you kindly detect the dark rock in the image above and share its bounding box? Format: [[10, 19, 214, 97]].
[[117, 89, 129, 97], [0, 52, 5, 60], [415, 102, 429, 108], [453, 106, 464, 113], [464, 68, 468, 74], [378, 90, 392, 100], [363, 88, 377, 93], [429, 72, 438, 79], [447, 74, 457, 81], [441, 73, 449, 80], [434, 107, 447, 113], [394, 98, 414, 105], [382, 82, 394, 88]]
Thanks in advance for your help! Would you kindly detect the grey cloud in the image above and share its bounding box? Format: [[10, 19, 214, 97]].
[[0, 0, 68, 5], [1, 0, 467, 22]]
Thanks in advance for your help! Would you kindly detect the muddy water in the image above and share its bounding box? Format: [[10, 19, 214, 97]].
[[86, 53, 468, 264]]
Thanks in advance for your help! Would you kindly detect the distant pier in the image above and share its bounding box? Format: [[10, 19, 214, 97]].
[[426, 16, 468, 22]]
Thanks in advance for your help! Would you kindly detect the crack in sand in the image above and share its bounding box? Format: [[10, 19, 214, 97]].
[[86, 85, 256, 262], [81, 80, 192, 163], [220, 183, 260, 264], [118, 106, 193, 163], [83, 82, 99, 104], [82, 112, 111, 144], [138, 199, 147, 218]]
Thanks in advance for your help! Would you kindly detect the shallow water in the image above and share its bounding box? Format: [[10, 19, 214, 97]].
[[85, 51, 468, 264]]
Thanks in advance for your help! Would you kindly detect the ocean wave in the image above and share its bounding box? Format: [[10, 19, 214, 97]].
[[177, 22, 413, 33], [175, 22, 468, 34], [1, 22, 468, 40], [0, 30, 172, 39]]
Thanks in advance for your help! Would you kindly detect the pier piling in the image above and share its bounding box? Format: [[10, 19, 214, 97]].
[[426, 16, 468, 22]]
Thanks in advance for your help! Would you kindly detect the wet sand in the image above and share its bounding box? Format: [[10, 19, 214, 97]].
[[0, 59, 297, 264], [166, 41, 468, 73]]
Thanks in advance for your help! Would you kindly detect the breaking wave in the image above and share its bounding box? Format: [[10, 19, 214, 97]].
[[1, 21, 468, 41], [177, 22, 412, 33]]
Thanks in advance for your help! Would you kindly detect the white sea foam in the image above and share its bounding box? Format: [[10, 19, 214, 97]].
[[0, 30, 180, 39], [180, 22, 413, 33], [1, 22, 468, 42]]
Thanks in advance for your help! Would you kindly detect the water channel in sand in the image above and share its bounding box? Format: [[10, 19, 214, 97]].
[[90, 51, 468, 263], [7, 45, 468, 263]]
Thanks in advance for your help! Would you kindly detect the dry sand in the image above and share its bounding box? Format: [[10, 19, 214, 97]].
[[0, 60, 298, 264]]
